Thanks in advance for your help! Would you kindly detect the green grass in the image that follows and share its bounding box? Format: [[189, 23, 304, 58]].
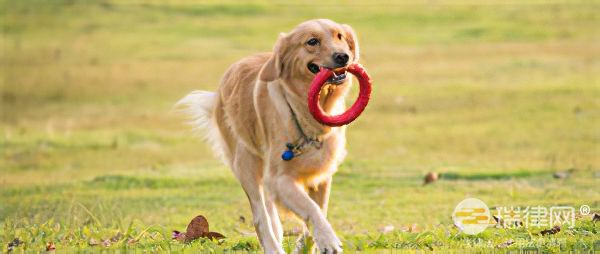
[[1, 0, 599, 252]]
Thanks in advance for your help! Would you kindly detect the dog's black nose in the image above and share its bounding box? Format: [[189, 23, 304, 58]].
[[332, 52, 349, 66]]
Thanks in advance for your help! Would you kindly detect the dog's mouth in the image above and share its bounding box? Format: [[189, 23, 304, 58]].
[[307, 62, 347, 85]]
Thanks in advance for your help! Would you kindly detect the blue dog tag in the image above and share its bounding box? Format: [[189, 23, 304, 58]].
[[281, 150, 294, 161]]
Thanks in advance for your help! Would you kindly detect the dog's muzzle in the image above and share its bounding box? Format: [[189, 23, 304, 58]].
[[308, 62, 347, 85]]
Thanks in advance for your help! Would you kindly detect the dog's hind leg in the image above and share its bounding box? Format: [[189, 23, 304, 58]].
[[232, 146, 284, 254]]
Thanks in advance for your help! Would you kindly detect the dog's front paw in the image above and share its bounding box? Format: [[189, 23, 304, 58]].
[[313, 225, 342, 254]]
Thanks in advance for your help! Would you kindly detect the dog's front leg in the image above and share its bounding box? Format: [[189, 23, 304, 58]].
[[232, 148, 284, 254], [293, 177, 333, 254], [269, 175, 342, 253]]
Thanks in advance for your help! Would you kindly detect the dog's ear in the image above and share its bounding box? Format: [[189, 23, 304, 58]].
[[342, 24, 359, 62], [260, 33, 289, 82]]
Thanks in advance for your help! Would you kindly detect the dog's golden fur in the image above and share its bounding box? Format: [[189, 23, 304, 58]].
[[178, 19, 359, 253]]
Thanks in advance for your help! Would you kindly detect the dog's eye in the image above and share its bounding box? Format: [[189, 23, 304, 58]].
[[337, 33, 342, 40], [306, 38, 319, 46]]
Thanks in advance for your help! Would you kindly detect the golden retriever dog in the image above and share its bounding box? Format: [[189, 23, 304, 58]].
[[177, 19, 359, 253]]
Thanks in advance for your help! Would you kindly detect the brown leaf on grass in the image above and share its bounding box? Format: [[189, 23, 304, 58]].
[[126, 238, 138, 245], [593, 213, 600, 222], [46, 242, 56, 251], [205, 232, 226, 240], [185, 215, 210, 241], [496, 239, 514, 248], [540, 225, 561, 236], [173, 215, 226, 243], [102, 239, 111, 247], [423, 172, 438, 185]]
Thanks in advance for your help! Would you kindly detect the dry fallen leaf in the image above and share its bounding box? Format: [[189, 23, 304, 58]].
[[205, 232, 226, 240], [185, 215, 210, 241], [540, 225, 561, 236], [173, 215, 226, 243], [423, 172, 439, 185]]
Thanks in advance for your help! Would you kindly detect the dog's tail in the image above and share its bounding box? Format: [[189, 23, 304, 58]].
[[175, 91, 227, 163]]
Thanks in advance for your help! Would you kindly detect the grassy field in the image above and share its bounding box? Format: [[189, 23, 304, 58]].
[[1, 0, 599, 252]]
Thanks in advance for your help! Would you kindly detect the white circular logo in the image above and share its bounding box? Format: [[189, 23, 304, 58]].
[[452, 198, 491, 235], [579, 205, 591, 215]]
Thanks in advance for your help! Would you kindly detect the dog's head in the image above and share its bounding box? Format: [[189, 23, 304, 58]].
[[260, 19, 359, 84]]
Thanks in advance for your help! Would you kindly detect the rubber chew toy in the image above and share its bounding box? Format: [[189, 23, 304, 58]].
[[308, 63, 372, 127]]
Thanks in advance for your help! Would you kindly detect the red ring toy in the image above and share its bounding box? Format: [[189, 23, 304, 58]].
[[308, 63, 372, 127]]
